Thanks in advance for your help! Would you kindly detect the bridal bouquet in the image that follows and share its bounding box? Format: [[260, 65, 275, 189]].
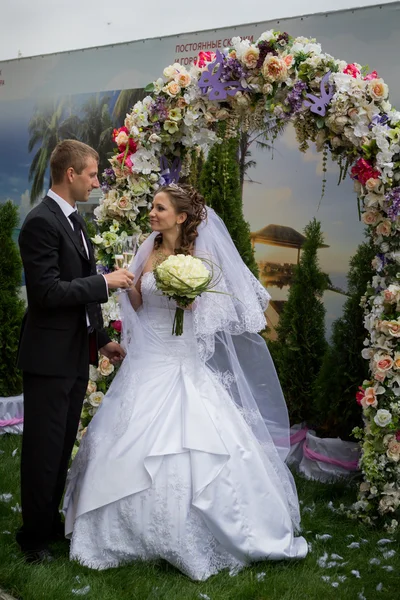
[[154, 254, 213, 336]]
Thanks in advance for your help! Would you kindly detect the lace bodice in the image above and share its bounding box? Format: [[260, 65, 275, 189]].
[[139, 271, 195, 349], [140, 271, 176, 310]]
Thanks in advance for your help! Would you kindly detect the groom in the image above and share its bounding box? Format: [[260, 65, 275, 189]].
[[16, 139, 134, 563]]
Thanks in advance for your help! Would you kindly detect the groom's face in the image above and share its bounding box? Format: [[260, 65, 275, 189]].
[[70, 157, 100, 203]]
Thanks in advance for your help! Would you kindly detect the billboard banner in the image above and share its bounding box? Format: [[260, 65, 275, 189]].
[[1, 3, 400, 335]]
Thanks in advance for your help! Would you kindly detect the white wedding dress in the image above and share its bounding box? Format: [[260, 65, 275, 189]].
[[63, 271, 308, 580]]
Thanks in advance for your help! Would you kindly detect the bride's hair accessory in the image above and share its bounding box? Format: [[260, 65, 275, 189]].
[[168, 182, 185, 194]]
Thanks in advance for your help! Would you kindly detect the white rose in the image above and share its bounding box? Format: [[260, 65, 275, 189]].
[[257, 30, 275, 43], [163, 65, 177, 79], [88, 391, 104, 407], [374, 409, 393, 428], [155, 255, 210, 295]]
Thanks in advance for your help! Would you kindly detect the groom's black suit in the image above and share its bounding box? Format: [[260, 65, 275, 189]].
[[16, 195, 110, 553]]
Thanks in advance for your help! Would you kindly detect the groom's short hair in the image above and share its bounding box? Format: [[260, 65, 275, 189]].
[[50, 140, 99, 184]]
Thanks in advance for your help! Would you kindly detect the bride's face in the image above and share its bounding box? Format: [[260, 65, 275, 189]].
[[149, 192, 183, 232]]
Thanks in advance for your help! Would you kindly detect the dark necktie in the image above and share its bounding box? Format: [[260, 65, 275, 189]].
[[69, 211, 104, 333], [69, 211, 87, 257]]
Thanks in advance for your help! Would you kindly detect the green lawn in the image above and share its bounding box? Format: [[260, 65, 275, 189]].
[[0, 435, 398, 600]]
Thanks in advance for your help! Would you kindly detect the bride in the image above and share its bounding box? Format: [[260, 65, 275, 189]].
[[63, 183, 308, 580]]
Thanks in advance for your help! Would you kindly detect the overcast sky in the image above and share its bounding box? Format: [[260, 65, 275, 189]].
[[0, 0, 396, 61]]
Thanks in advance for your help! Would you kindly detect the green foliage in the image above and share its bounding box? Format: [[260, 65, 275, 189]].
[[0, 201, 25, 396], [199, 125, 258, 277], [269, 219, 328, 424], [312, 240, 376, 439], [183, 148, 205, 189]]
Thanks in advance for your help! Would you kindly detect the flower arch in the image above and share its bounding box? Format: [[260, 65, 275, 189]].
[[90, 31, 400, 529]]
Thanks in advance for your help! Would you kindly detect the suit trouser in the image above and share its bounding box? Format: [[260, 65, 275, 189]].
[[16, 372, 87, 552]]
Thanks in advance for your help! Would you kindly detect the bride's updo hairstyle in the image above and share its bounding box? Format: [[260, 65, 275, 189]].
[[155, 183, 207, 255]]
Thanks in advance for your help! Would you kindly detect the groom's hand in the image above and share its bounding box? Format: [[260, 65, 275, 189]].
[[104, 269, 134, 290], [100, 342, 126, 365]]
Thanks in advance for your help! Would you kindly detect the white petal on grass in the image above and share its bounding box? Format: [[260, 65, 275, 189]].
[[317, 552, 328, 567], [382, 565, 394, 572], [382, 550, 396, 559], [321, 576, 331, 582], [331, 582, 339, 588], [348, 542, 360, 549], [351, 570, 361, 579], [0, 494, 12, 502], [360, 539, 369, 544], [370, 558, 381, 565], [377, 538, 393, 545], [199, 595, 211, 600], [71, 587, 91, 596], [256, 573, 266, 581], [376, 583, 383, 592], [346, 534, 355, 539], [338, 576, 347, 583], [2, 531, 11, 535], [331, 554, 343, 560], [358, 592, 367, 600], [316, 534, 332, 540], [11, 449, 18, 457], [11, 503, 21, 513]]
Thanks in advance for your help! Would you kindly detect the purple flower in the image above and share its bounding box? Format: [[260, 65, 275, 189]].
[[101, 167, 116, 192], [386, 187, 400, 221], [369, 114, 389, 129], [285, 81, 307, 114], [221, 58, 246, 82], [256, 41, 278, 69], [96, 264, 111, 275], [150, 96, 169, 122]]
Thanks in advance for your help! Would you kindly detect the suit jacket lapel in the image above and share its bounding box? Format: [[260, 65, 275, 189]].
[[43, 196, 90, 263], [79, 217, 97, 274]]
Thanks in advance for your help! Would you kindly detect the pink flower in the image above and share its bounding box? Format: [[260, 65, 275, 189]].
[[113, 126, 137, 154], [396, 430, 400, 442], [374, 370, 386, 383], [356, 386, 365, 405], [376, 355, 394, 371], [364, 70, 378, 81], [116, 153, 133, 169], [344, 63, 361, 78], [111, 320, 122, 333], [376, 220, 391, 237], [194, 51, 216, 68], [351, 158, 381, 186], [383, 289, 395, 304], [361, 387, 378, 408]]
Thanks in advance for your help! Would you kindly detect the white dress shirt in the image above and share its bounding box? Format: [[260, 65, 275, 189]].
[[47, 189, 108, 326]]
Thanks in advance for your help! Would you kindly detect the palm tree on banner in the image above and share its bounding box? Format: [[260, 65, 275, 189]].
[[113, 88, 147, 124], [239, 120, 287, 198], [79, 94, 115, 175], [28, 98, 80, 205]]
